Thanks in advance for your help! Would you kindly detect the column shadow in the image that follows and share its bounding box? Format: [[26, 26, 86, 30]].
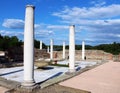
[[0, 69, 23, 76], [37, 72, 63, 84]]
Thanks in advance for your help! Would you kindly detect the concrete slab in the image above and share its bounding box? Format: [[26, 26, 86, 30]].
[[60, 61, 120, 93]]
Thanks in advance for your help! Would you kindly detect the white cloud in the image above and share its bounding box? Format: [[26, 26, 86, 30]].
[[2, 19, 45, 30], [52, 4, 120, 20], [35, 30, 54, 37], [34, 24, 55, 39], [2, 3, 120, 45], [0, 30, 24, 40], [51, 4, 120, 45], [2, 19, 24, 29], [33, 24, 70, 44], [47, 25, 68, 30], [90, 0, 106, 7], [26, 0, 41, 5]]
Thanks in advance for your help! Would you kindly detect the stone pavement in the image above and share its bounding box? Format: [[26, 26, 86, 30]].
[[60, 61, 120, 93], [0, 61, 100, 93], [0, 61, 98, 93]]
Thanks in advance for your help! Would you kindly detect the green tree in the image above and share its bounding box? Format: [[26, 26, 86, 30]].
[[0, 34, 23, 51], [34, 39, 47, 49], [9, 36, 19, 47]]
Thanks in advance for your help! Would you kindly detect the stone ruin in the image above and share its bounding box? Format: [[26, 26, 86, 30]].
[[6, 47, 23, 62], [0, 47, 50, 68], [56, 50, 114, 61], [35, 49, 50, 60]]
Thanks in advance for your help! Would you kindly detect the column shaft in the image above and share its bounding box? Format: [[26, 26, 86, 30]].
[[69, 25, 75, 72], [47, 46, 49, 53], [22, 5, 35, 86], [63, 41, 65, 59], [82, 41, 85, 60], [40, 40, 42, 50], [50, 39, 53, 60]]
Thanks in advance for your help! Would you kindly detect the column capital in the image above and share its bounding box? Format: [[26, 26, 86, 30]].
[[26, 5, 35, 9], [69, 25, 75, 27]]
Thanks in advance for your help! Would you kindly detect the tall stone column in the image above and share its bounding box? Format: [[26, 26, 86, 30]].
[[47, 46, 49, 53], [50, 39, 53, 60], [63, 41, 65, 59], [40, 40, 42, 50], [69, 25, 75, 72], [22, 5, 35, 87], [82, 41, 85, 60]]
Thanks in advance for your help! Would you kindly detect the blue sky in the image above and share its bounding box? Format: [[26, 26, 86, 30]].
[[0, 0, 120, 45]]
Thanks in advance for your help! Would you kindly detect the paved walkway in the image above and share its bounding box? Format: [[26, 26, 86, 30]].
[[59, 61, 120, 93]]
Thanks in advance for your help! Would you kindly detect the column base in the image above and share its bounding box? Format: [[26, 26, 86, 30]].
[[62, 58, 66, 60], [65, 69, 76, 75], [69, 69, 76, 73], [12, 84, 40, 93], [21, 80, 35, 87]]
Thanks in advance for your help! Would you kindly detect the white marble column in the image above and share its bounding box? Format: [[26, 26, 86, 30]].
[[63, 41, 65, 59], [47, 46, 49, 53], [69, 25, 75, 72], [40, 40, 42, 50], [22, 5, 35, 87], [82, 41, 85, 60], [50, 39, 53, 60]]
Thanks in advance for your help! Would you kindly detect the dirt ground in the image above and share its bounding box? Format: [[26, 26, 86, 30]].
[[37, 84, 90, 93], [7, 84, 90, 93], [0, 86, 9, 93]]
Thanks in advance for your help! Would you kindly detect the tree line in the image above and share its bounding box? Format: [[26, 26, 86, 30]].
[[0, 34, 120, 55], [0, 34, 23, 50], [0, 34, 47, 51]]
